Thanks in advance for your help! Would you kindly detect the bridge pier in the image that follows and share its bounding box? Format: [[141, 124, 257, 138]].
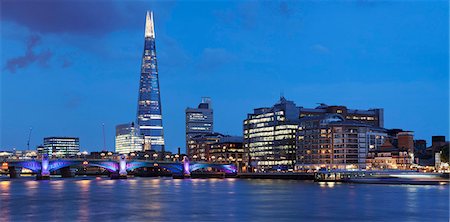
[[37, 154, 50, 180], [111, 155, 127, 179], [8, 166, 22, 178], [182, 156, 191, 178]]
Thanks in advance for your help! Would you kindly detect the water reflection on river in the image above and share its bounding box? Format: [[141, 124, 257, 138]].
[[0, 177, 448, 221]]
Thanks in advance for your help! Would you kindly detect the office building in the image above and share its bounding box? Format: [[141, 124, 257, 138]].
[[243, 97, 299, 172], [136, 11, 165, 152], [115, 122, 144, 155], [299, 104, 384, 128], [36, 145, 45, 155], [187, 132, 224, 161], [43, 137, 80, 157], [185, 97, 213, 155], [296, 114, 387, 170], [209, 136, 246, 172]]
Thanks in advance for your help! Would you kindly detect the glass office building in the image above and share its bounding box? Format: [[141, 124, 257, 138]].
[[185, 97, 213, 155], [115, 122, 144, 155], [243, 97, 299, 172], [136, 11, 165, 152], [43, 137, 80, 157]]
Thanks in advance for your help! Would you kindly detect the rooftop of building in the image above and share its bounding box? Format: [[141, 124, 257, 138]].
[[43, 137, 79, 140]]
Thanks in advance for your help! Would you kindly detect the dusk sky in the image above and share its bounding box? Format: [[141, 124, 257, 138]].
[[1, 0, 448, 153]]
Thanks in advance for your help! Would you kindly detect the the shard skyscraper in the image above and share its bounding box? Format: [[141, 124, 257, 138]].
[[136, 11, 165, 152]]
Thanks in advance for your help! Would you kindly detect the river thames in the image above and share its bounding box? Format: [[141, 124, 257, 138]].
[[0, 177, 448, 221]]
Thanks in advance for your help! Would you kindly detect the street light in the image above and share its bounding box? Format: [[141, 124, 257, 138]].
[[144, 154, 149, 160], [153, 153, 158, 160]]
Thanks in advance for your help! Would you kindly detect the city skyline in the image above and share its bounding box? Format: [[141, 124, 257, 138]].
[[1, 1, 448, 153]]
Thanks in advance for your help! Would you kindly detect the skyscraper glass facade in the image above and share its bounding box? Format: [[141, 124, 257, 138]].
[[243, 97, 299, 172], [115, 123, 144, 155], [185, 97, 213, 155], [136, 11, 165, 152]]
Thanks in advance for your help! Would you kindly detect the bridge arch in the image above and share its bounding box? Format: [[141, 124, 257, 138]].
[[8, 161, 42, 173], [47, 160, 118, 173], [190, 163, 237, 174], [126, 161, 184, 174]]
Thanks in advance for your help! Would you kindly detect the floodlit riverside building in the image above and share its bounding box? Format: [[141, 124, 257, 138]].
[[136, 11, 165, 152], [185, 97, 213, 156], [243, 97, 299, 172], [115, 122, 144, 155], [43, 137, 80, 157], [209, 136, 245, 172], [295, 114, 387, 170], [299, 104, 384, 128], [187, 132, 224, 161], [244, 97, 388, 172], [366, 140, 412, 170]]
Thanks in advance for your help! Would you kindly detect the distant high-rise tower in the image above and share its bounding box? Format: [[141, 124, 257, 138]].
[[136, 11, 165, 152], [185, 97, 214, 155]]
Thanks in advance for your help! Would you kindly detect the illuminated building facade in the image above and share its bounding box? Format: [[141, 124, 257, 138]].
[[296, 114, 387, 170], [243, 97, 299, 172], [299, 104, 384, 128], [209, 136, 245, 172], [115, 122, 144, 155], [136, 11, 165, 152], [43, 137, 80, 157], [185, 97, 213, 155], [187, 132, 223, 161], [366, 140, 412, 170]]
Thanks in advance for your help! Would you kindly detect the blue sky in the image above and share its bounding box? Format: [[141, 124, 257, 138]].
[[1, 0, 448, 152]]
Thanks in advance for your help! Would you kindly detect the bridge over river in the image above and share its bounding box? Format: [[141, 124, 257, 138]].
[[1, 155, 237, 179]]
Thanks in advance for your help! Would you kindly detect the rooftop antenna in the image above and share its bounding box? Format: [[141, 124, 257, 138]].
[[27, 127, 33, 150], [102, 123, 106, 151]]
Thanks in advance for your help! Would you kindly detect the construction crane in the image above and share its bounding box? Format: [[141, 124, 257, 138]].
[[102, 123, 106, 151], [27, 127, 33, 150]]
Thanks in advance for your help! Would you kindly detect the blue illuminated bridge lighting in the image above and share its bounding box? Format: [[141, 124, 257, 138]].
[[3, 155, 237, 177]]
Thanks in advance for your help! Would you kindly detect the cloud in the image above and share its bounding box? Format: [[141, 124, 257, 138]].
[[278, 1, 295, 18], [4, 35, 53, 73], [311, 44, 330, 54], [1, 1, 143, 35]]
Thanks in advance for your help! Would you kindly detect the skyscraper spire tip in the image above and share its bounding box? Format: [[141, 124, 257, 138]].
[[145, 11, 155, 38]]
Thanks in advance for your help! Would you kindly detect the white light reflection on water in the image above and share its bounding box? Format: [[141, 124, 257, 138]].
[[0, 181, 11, 222], [76, 179, 91, 221], [1, 178, 448, 221]]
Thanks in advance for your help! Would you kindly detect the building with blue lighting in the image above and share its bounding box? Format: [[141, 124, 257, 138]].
[[136, 11, 165, 152]]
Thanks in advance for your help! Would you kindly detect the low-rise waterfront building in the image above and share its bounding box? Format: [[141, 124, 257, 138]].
[[209, 136, 245, 172], [366, 140, 412, 170]]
